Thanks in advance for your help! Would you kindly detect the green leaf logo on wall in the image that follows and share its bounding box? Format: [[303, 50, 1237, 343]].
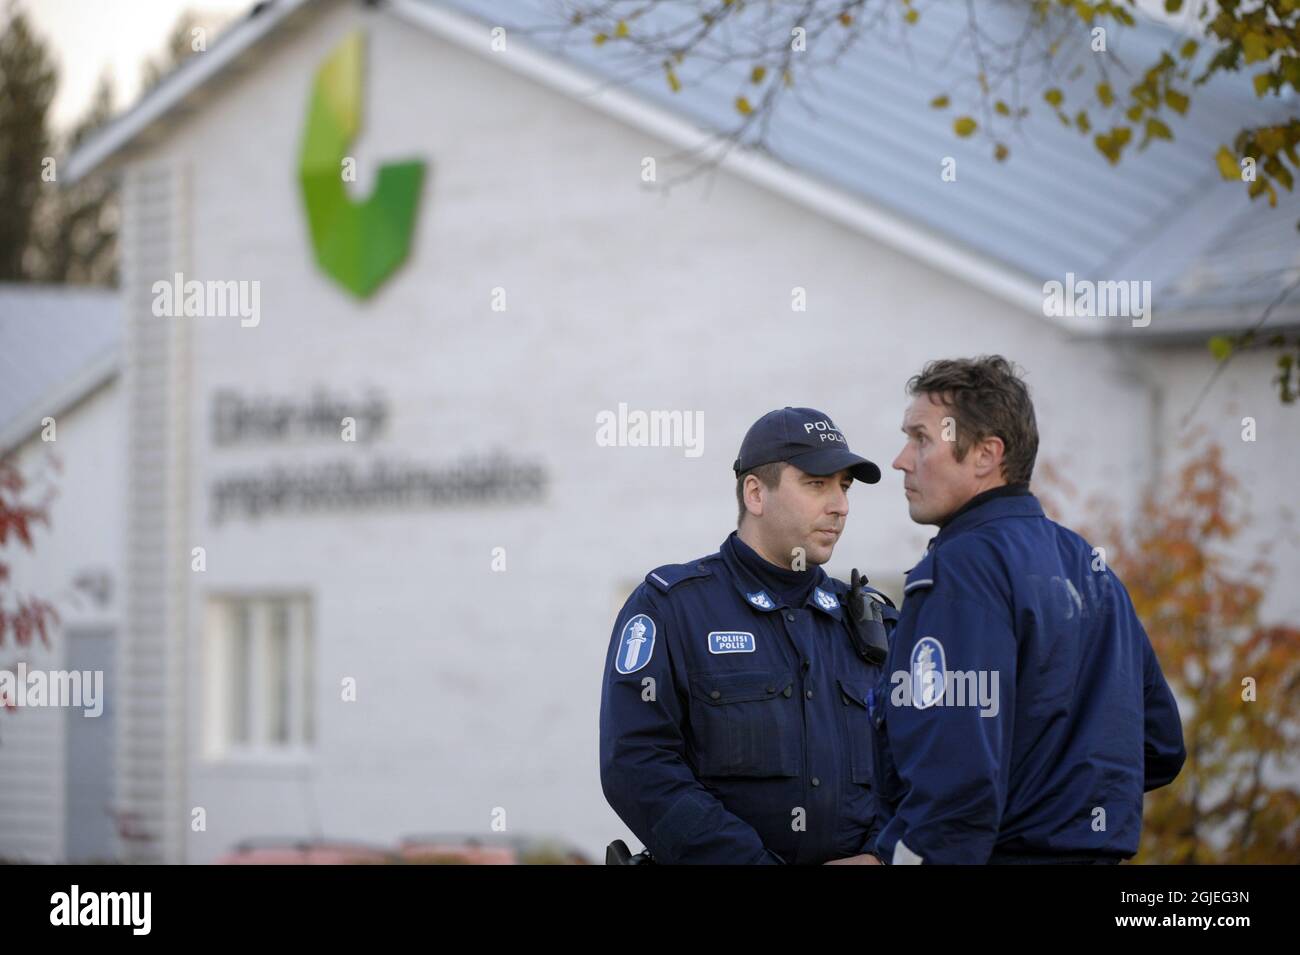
[[298, 30, 425, 298]]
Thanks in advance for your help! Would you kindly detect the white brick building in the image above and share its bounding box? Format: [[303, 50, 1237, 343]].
[[0, 0, 1294, 862]]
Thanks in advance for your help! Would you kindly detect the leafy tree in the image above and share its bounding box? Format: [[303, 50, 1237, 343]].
[[28, 71, 119, 285], [0, 5, 211, 287], [0, 457, 59, 737], [0, 0, 55, 280]]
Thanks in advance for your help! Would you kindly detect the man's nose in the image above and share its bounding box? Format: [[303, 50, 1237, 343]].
[[892, 445, 910, 472]]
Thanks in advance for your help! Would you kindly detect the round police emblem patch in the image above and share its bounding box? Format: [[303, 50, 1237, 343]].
[[910, 636, 947, 709]]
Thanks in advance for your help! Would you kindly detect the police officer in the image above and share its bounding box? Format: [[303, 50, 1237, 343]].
[[599, 407, 893, 864], [871, 356, 1186, 864]]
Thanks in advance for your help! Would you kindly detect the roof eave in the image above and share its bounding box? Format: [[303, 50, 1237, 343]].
[[0, 348, 121, 460]]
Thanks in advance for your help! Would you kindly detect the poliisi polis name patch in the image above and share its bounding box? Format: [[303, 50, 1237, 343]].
[[708, 631, 755, 654]]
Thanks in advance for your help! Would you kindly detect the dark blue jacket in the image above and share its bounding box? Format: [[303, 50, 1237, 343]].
[[600, 532, 888, 864], [870, 488, 1187, 863]]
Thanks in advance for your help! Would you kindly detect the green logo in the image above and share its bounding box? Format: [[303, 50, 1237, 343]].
[[297, 30, 425, 298]]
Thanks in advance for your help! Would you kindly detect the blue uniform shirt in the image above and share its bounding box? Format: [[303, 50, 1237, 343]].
[[599, 532, 889, 864], [871, 487, 1187, 864]]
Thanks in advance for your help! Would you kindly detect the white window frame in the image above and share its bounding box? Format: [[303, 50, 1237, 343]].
[[203, 593, 314, 763]]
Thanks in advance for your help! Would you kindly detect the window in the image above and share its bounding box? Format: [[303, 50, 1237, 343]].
[[204, 595, 314, 759]]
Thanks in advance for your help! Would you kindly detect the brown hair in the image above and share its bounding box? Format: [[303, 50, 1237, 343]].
[[906, 355, 1038, 484], [735, 462, 787, 526]]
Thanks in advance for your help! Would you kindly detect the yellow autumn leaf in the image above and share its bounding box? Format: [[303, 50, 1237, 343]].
[[751, 65, 766, 84], [1242, 33, 1269, 64], [1097, 83, 1114, 107], [1257, 127, 1285, 154], [1145, 117, 1173, 142], [1044, 88, 1064, 107], [735, 96, 753, 116], [1215, 145, 1239, 180], [953, 116, 977, 137], [616, 20, 629, 38], [930, 94, 950, 109]]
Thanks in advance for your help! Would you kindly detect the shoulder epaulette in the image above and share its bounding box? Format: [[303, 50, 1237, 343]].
[[645, 561, 713, 593]]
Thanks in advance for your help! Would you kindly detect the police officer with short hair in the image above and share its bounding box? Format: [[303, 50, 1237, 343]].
[[600, 407, 894, 864], [872, 357, 1186, 864]]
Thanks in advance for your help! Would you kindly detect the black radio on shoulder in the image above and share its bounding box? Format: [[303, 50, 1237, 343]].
[[847, 568, 894, 667]]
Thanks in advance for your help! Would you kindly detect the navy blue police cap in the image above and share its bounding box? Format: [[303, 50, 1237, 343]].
[[733, 407, 881, 484]]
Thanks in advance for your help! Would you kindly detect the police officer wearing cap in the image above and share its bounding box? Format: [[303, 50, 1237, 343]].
[[599, 407, 896, 864], [871, 357, 1186, 864]]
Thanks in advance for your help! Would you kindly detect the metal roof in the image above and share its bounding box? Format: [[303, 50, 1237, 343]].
[[0, 284, 122, 454]]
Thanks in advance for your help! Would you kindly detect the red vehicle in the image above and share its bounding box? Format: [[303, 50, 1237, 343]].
[[215, 835, 591, 865], [397, 834, 590, 865], [214, 838, 399, 865]]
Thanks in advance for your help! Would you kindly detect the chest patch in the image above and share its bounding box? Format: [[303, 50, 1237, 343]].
[[707, 631, 756, 654]]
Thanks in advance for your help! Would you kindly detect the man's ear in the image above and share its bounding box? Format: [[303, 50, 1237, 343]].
[[973, 435, 1006, 480], [743, 473, 765, 519]]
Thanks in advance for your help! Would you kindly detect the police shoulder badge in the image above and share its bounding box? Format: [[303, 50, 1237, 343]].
[[910, 636, 946, 709], [814, 587, 839, 611], [615, 614, 656, 674]]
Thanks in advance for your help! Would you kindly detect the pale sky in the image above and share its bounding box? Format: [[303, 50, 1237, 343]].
[[21, 0, 257, 133]]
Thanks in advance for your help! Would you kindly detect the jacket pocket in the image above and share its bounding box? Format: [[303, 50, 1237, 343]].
[[688, 669, 798, 778], [837, 677, 876, 785]]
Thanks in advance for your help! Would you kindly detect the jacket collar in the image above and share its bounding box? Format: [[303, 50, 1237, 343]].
[[931, 485, 1043, 548], [718, 532, 843, 620]]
